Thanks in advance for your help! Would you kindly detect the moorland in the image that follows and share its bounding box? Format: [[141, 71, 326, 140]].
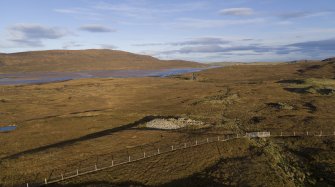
[[0, 50, 334, 186]]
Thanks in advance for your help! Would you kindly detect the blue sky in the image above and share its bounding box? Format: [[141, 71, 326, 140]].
[[1, 0, 335, 62]]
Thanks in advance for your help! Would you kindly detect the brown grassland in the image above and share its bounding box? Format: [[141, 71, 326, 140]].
[[0, 56, 335, 186], [0, 49, 205, 73]]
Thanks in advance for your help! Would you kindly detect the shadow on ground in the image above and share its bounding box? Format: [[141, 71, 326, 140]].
[[2, 116, 179, 160]]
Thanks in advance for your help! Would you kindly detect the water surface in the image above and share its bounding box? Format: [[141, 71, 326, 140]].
[[0, 68, 209, 85], [0, 126, 16, 132]]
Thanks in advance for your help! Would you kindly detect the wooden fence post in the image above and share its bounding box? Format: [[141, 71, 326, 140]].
[[26, 183, 29, 187], [195, 140, 198, 145], [207, 138, 209, 143], [217, 136, 220, 141], [95, 164, 98, 171], [61, 173, 64, 180], [157, 148, 160, 154], [143, 152, 146, 158], [112, 155, 114, 166], [128, 155, 131, 162], [44, 178, 47, 184], [281, 132, 283, 136], [76, 169, 79, 176], [171, 145, 174, 150], [307, 131, 309, 136]]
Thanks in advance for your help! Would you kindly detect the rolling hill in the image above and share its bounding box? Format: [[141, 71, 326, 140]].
[[0, 49, 205, 73]]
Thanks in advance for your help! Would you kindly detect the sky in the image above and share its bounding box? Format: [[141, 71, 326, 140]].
[[1, 0, 335, 62]]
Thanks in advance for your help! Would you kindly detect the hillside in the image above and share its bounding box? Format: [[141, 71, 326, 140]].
[[210, 60, 327, 67], [0, 49, 205, 73]]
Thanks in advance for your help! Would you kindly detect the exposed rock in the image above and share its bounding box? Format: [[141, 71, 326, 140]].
[[267, 102, 294, 110], [142, 118, 209, 130], [193, 93, 240, 105], [249, 116, 265, 124]]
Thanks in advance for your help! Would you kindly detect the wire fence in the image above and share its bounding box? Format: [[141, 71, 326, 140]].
[[22, 130, 335, 187]]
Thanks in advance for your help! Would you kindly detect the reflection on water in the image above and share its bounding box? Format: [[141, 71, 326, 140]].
[[0, 126, 16, 132], [0, 68, 208, 85]]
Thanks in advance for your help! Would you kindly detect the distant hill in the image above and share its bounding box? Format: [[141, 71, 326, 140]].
[[210, 61, 284, 67], [0, 49, 206, 73], [210, 59, 333, 67], [209, 62, 246, 66]]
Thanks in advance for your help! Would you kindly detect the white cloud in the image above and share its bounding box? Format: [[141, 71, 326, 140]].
[[134, 37, 230, 46], [99, 44, 117, 49], [219, 8, 254, 16], [62, 41, 84, 49], [278, 11, 333, 20], [94, 1, 207, 19], [275, 21, 293, 25], [79, 24, 116, 33], [54, 8, 101, 17], [144, 37, 335, 62], [7, 23, 69, 47], [171, 18, 265, 29]]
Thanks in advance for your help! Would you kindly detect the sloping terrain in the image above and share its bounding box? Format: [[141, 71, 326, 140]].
[[296, 57, 335, 78], [0, 57, 334, 186], [0, 49, 204, 73]]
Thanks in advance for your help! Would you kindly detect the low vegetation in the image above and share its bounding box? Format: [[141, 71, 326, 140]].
[[0, 49, 205, 73], [0, 57, 334, 186]]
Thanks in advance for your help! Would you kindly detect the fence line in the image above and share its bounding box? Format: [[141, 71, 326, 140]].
[[24, 131, 334, 186]]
